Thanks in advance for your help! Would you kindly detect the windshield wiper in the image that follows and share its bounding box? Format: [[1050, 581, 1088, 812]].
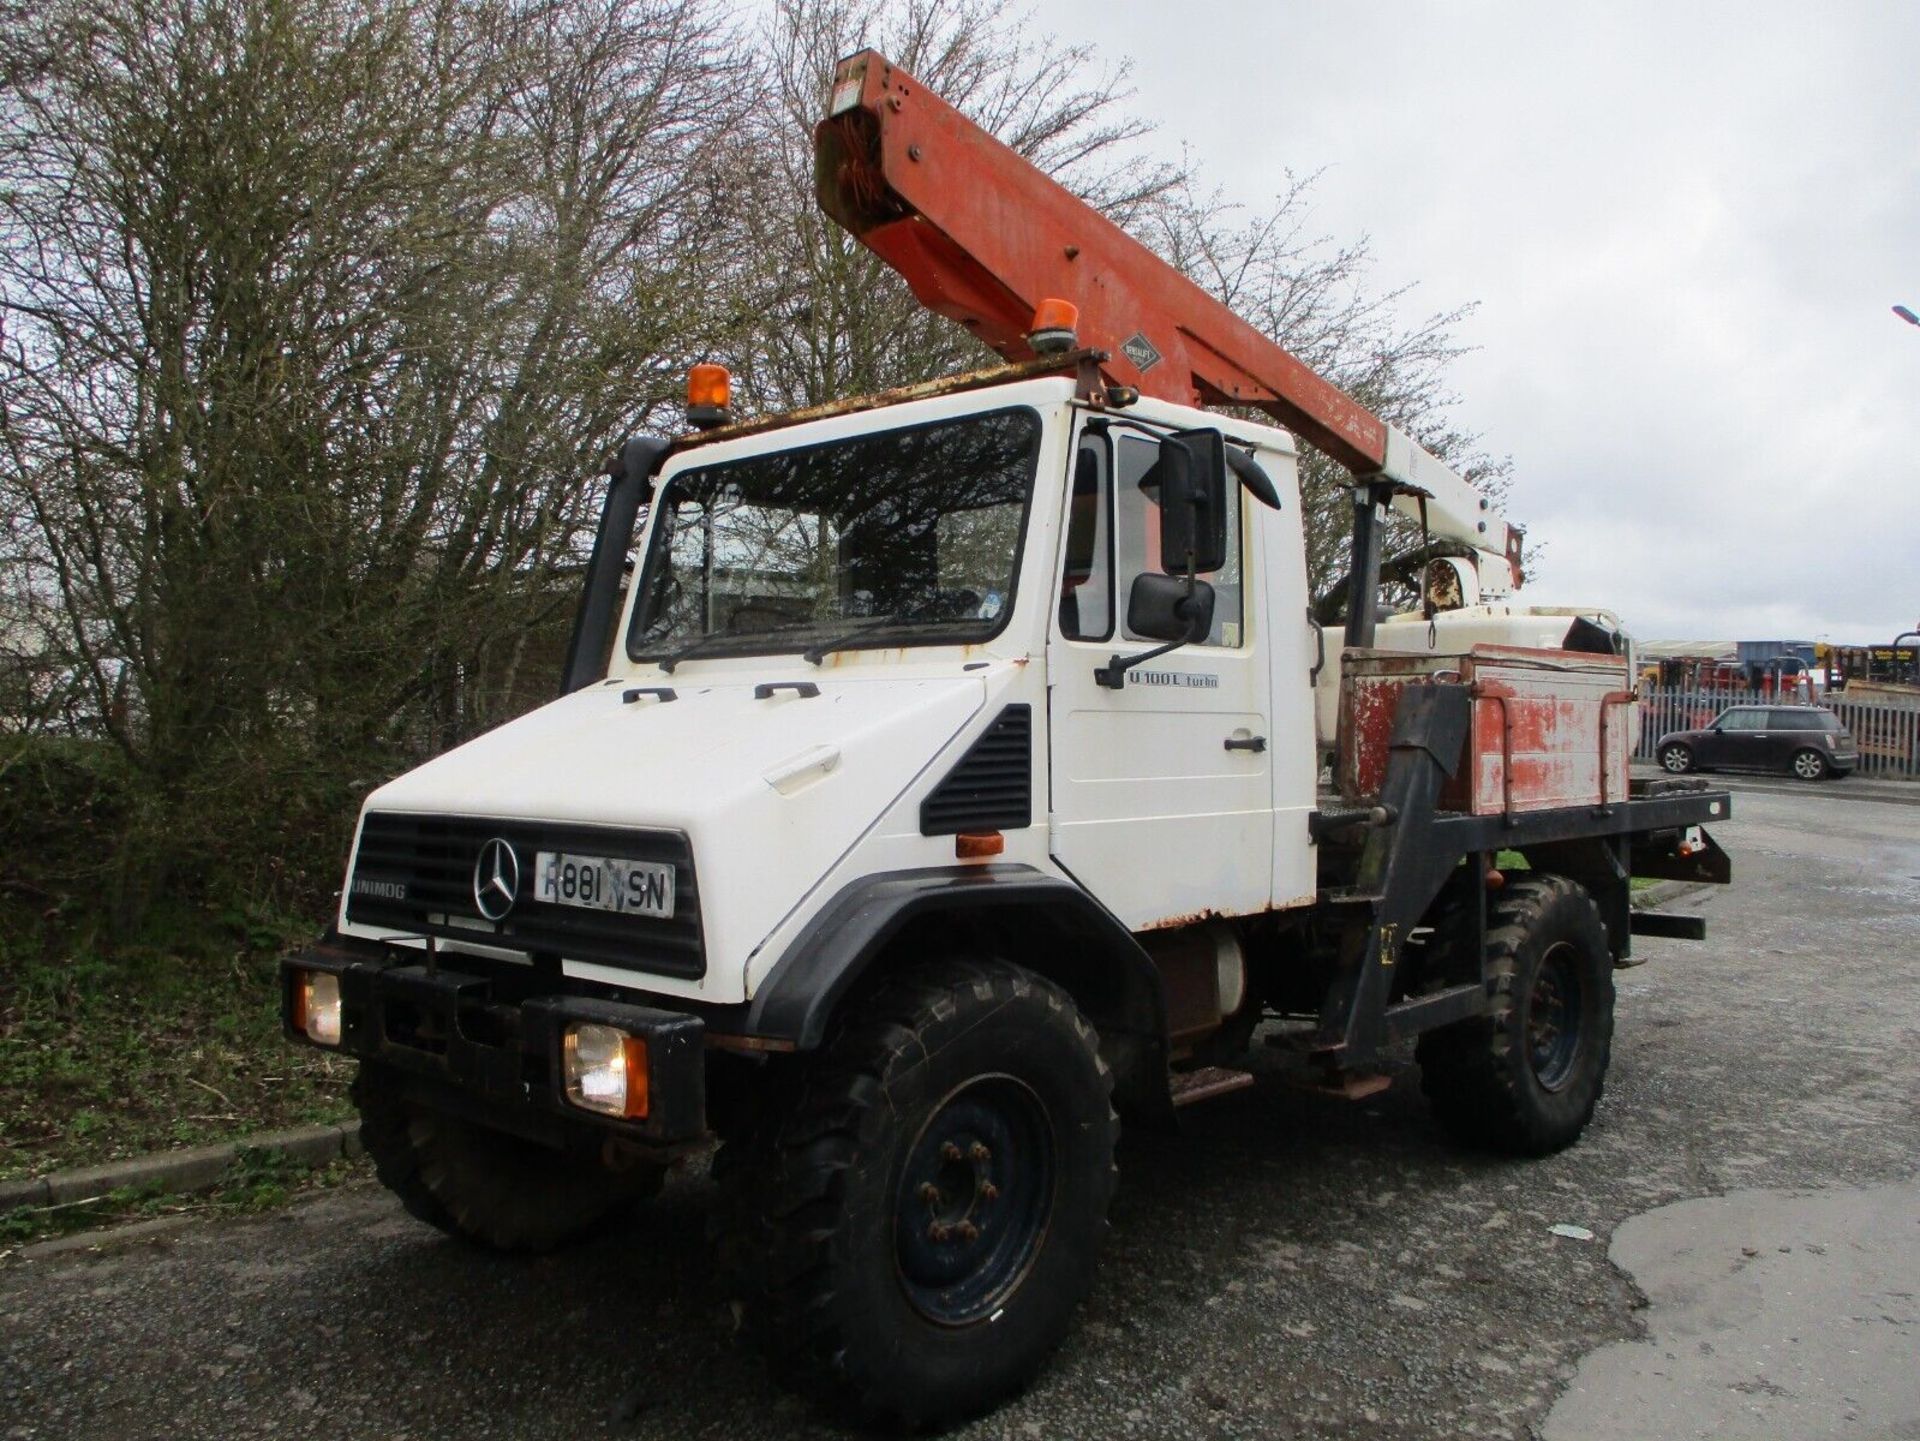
[[658, 609, 948, 673], [801, 616, 935, 665], [654, 629, 748, 674], [655, 616, 835, 672]]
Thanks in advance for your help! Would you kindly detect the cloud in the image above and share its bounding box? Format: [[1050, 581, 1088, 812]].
[[1049, 1, 1920, 640]]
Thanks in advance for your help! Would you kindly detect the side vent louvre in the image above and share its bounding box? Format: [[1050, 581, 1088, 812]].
[[920, 704, 1032, 835]]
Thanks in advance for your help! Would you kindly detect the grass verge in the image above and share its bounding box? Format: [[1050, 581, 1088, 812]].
[[0, 909, 353, 1184], [0, 1147, 365, 1252]]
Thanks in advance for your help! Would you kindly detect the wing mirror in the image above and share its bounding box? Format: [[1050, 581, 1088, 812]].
[[1139, 428, 1281, 580], [1125, 572, 1215, 643], [1140, 433, 1227, 576], [1095, 574, 1217, 689], [1091, 426, 1277, 691]]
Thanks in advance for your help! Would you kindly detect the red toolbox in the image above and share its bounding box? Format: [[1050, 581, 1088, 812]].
[[1339, 646, 1634, 816]]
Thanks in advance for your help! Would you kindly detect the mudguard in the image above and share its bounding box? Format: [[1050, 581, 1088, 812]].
[[746, 864, 1167, 1057]]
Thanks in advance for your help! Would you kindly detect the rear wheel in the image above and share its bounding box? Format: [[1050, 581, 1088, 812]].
[[1790, 748, 1828, 781], [712, 958, 1116, 1430], [352, 1065, 665, 1252], [1659, 743, 1693, 773], [1416, 875, 1615, 1156]]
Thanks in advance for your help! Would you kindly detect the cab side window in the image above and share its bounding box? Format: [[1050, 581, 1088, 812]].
[[1058, 437, 1114, 641], [1114, 435, 1244, 647], [1720, 709, 1765, 731]]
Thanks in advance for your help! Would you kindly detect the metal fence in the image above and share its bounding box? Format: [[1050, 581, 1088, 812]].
[[1634, 689, 1920, 779]]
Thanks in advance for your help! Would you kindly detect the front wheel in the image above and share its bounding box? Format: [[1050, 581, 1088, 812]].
[[1416, 875, 1615, 1156], [1790, 748, 1828, 781], [352, 1065, 665, 1252], [713, 959, 1116, 1430], [1659, 743, 1694, 773]]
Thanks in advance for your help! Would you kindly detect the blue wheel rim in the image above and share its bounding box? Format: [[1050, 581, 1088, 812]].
[[894, 1076, 1054, 1325], [1527, 942, 1585, 1091]]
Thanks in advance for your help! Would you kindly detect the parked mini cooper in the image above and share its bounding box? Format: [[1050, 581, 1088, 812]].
[[1657, 705, 1857, 781]]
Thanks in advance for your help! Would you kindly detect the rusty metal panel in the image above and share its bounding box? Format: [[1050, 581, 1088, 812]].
[[1339, 647, 1633, 815], [1337, 652, 1446, 801]]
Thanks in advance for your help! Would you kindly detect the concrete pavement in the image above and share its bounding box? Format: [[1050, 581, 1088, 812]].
[[1548, 1178, 1920, 1440]]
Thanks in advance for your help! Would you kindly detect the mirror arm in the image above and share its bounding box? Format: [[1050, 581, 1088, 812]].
[[1096, 574, 1204, 690], [1095, 634, 1191, 691]]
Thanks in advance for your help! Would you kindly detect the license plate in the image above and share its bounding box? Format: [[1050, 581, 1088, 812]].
[[533, 851, 675, 918]]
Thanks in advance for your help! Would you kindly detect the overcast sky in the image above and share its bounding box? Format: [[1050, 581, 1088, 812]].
[[1044, 1, 1919, 643]]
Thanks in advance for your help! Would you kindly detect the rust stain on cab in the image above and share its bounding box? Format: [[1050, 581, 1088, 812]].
[[1138, 908, 1223, 932]]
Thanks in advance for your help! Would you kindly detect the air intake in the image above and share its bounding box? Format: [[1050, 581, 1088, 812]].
[[920, 704, 1032, 835]]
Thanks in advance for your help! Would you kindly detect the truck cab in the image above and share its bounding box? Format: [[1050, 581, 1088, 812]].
[[328, 375, 1313, 1013]]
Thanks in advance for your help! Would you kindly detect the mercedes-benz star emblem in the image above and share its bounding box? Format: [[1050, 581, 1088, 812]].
[[472, 838, 520, 921]]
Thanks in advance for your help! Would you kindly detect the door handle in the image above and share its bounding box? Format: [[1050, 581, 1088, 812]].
[[1225, 735, 1267, 753]]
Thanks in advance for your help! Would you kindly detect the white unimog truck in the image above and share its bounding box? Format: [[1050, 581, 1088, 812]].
[[282, 51, 1732, 1428]]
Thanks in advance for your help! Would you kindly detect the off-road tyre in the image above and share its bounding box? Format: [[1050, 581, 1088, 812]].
[[1658, 742, 1694, 774], [711, 958, 1117, 1430], [1790, 747, 1828, 782], [1415, 875, 1615, 1156], [351, 1063, 665, 1253]]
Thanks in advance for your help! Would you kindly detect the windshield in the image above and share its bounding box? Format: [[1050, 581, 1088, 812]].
[[627, 408, 1040, 663]]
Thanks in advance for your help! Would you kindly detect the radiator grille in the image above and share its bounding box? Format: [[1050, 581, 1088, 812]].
[[920, 704, 1032, 835], [344, 814, 704, 979]]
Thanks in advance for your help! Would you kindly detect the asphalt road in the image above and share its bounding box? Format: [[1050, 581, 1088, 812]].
[[3, 775, 1917, 1440]]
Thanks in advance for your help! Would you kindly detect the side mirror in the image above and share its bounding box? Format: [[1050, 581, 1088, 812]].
[[1126, 572, 1215, 643], [1141, 432, 1228, 575]]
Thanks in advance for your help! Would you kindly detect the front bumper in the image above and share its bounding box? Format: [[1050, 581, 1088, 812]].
[[281, 941, 706, 1147]]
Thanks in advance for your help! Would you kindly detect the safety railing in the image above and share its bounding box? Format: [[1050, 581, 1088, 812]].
[[1633, 688, 1920, 779]]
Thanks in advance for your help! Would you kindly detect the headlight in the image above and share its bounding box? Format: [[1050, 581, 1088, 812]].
[[563, 1023, 650, 1120], [295, 971, 343, 1046]]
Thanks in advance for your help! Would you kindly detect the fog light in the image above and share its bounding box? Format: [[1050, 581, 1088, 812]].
[[563, 1023, 650, 1120], [297, 971, 343, 1046]]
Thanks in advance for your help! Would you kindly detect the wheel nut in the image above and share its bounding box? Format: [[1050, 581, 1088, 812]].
[[955, 1220, 979, 1243], [969, 1142, 990, 1163], [918, 1182, 941, 1205], [940, 1141, 964, 1162], [928, 1222, 951, 1242], [979, 1181, 999, 1202]]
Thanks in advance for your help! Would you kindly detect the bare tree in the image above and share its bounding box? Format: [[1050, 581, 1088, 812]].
[[714, 8, 1503, 607], [1138, 170, 1510, 605], [717, 0, 1183, 412], [0, 0, 1504, 936], [0, 0, 746, 921]]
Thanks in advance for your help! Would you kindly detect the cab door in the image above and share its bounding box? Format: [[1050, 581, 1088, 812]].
[[1044, 421, 1273, 929]]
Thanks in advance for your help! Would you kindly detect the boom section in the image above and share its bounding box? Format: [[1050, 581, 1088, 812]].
[[817, 51, 1384, 471], [815, 51, 1517, 581]]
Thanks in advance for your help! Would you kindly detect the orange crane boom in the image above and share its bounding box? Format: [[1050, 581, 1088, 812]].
[[815, 50, 1523, 597], [816, 50, 1387, 471]]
